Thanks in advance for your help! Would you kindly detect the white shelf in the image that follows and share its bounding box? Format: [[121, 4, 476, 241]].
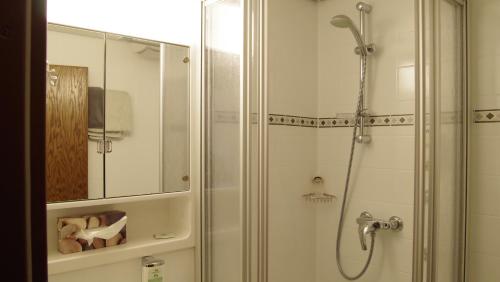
[[46, 192, 194, 275], [48, 233, 195, 275], [47, 190, 191, 211]]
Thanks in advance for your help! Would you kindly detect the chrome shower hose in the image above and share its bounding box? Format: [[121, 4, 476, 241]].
[[335, 55, 375, 280]]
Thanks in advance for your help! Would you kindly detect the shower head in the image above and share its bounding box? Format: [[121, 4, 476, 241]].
[[330, 15, 354, 28], [330, 15, 366, 55]]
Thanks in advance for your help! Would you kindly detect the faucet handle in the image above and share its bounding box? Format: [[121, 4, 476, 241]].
[[356, 211, 373, 224], [356, 211, 376, 251], [358, 224, 368, 250], [388, 216, 404, 231], [355, 212, 404, 251]]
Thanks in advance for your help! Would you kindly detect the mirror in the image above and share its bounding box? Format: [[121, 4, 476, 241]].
[[46, 24, 190, 203]]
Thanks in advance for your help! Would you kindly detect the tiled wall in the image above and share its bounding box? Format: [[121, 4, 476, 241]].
[[315, 126, 414, 282], [316, 0, 415, 281], [268, 1, 415, 282], [469, 0, 500, 280]]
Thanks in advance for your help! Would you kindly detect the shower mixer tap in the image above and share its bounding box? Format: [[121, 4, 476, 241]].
[[356, 211, 403, 251]]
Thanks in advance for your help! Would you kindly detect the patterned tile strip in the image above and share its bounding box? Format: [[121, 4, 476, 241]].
[[269, 113, 414, 128], [320, 114, 414, 128], [217, 110, 496, 125], [318, 117, 355, 128], [474, 109, 500, 123], [268, 114, 317, 127]]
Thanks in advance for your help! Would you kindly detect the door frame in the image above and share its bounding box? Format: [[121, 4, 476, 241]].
[[0, 0, 48, 281], [413, 0, 468, 281]]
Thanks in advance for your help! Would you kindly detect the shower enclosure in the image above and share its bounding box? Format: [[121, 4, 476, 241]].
[[201, 0, 492, 281]]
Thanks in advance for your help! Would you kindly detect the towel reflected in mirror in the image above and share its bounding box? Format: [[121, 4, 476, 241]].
[[88, 88, 132, 140]]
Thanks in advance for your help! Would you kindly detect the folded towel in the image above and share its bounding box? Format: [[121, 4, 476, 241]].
[[105, 90, 132, 135], [87, 89, 132, 140], [88, 129, 125, 140]]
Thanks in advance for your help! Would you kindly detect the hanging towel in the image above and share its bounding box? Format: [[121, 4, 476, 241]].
[[88, 87, 104, 129], [88, 89, 132, 140]]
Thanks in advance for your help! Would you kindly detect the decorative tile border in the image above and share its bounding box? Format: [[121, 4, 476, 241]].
[[474, 109, 500, 123], [318, 117, 355, 128], [268, 114, 317, 127], [270, 113, 414, 128], [214, 109, 495, 126], [386, 114, 415, 127]]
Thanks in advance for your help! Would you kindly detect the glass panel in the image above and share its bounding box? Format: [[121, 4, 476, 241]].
[[46, 24, 105, 202], [104, 34, 162, 197], [203, 0, 243, 282], [434, 0, 464, 281], [162, 44, 191, 193]]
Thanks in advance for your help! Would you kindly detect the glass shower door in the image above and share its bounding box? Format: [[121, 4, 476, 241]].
[[432, 0, 466, 281], [416, 0, 467, 281], [202, 1, 245, 282]]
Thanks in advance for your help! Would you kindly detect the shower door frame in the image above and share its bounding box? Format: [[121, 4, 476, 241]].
[[204, 0, 471, 281], [200, 0, 265, 282], [414, 0, 469, 281]]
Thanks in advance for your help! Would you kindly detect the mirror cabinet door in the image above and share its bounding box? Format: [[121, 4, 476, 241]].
[[46, 24, 105, 202], [104, 35, 162, 197], [162, 44, 191, 193]]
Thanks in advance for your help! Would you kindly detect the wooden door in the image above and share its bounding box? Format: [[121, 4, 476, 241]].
[[46, 65, 88, 202]]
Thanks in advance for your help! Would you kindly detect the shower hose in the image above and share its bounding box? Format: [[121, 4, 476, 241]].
[[335, 54, 375, 281]]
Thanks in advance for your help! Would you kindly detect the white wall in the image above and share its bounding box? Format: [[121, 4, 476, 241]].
[[469, 0, 500, 280], [47, 0, 198, 46]]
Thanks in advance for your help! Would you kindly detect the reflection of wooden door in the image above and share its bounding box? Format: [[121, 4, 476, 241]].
[[46, 65, 88, 202]]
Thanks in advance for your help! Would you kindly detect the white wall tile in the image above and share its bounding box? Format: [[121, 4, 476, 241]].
[[469, 0, 500, 280]]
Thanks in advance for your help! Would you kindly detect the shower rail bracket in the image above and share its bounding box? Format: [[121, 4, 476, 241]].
[[354, 43, 376, 56]]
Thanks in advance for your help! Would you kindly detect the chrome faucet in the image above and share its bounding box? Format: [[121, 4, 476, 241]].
[[356, 211, 403, 250]]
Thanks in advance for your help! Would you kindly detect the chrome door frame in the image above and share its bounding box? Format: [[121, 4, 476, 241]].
[[200, 0, 266, 282], [413, 0, 468, 281], [413, 1, 428, 281]]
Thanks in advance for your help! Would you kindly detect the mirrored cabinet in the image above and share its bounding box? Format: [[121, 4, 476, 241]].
[[46, 24, 190, 203]]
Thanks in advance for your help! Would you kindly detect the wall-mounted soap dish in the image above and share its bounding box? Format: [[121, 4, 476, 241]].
[[303, 192, 336, 203], [303, 176, 336, 203]]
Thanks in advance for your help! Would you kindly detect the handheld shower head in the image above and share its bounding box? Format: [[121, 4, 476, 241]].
[[330, 15, 353, 28], [330, 15, 367, 55]]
